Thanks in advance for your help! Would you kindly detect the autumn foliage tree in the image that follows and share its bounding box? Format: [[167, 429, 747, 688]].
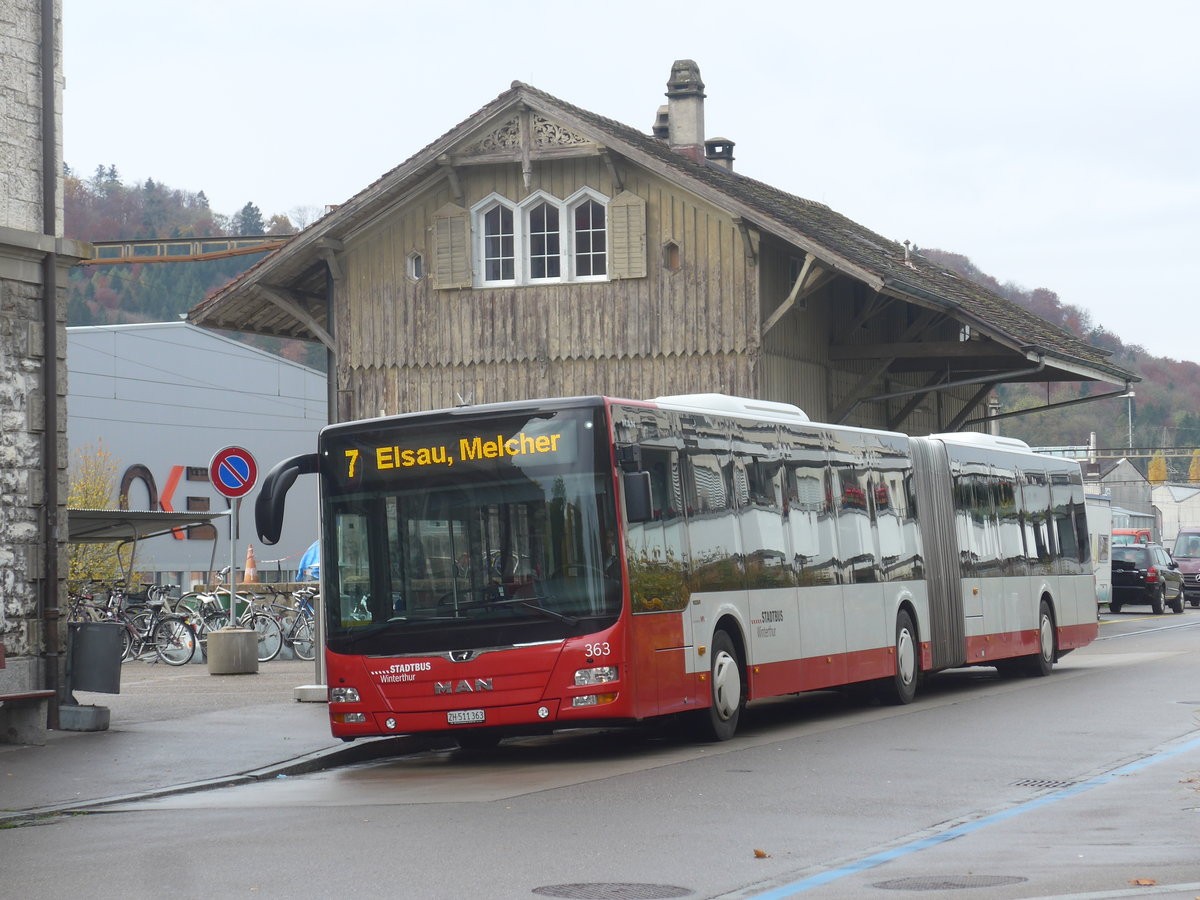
[[1148, 451, 1168, 485], [67, 440, 124, 589]]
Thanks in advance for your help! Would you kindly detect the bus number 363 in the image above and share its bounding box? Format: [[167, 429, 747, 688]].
[[585, 642, 611, 657]]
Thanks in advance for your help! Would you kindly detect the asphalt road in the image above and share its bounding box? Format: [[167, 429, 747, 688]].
[[6, 609, 1200, 900]]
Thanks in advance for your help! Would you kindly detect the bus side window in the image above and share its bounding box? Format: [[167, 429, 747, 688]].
[[626, 444, 689, 613]]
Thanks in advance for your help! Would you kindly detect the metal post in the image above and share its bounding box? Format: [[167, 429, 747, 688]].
[[228, 498, 240, 621], [1127, 391, 1135, 450]]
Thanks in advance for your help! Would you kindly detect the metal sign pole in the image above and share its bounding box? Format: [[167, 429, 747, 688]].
[[228, 497, 240, 621]]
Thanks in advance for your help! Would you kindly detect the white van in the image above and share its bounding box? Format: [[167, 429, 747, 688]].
[[1087, 494, 1112, 608]]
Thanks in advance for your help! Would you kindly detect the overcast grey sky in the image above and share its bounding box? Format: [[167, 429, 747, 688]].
[[62, 0, 1200, 363]]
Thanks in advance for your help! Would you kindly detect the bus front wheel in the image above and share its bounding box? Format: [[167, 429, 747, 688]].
[[878, 609, 918, 705], [691, 630, 744, 741]]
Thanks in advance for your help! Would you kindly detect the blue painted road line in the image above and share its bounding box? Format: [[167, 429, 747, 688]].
[[745, 730, 1200, 899]]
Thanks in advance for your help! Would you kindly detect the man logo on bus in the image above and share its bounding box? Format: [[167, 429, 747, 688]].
[[435, 679, 494, 694]]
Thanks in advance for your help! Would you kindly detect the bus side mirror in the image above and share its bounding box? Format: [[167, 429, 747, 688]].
[[255, 453, 320, 545], [623, 471, 653, 523]]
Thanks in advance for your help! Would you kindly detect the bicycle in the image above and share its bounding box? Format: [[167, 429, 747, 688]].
[[272, 586, 317, 662], [198, 589, 284, 663], [115, 585, 197, 666], [67, 579, 116, 623]]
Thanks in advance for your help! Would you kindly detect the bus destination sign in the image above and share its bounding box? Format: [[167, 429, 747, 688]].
[[340, 425, 577, 480]]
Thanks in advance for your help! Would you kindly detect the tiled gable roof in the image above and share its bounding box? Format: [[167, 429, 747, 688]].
[[515, 82, 1129, 382], [191, 79, 1135, 390]]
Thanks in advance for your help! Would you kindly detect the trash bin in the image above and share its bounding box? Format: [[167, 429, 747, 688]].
[[67, 621, 124, 694]]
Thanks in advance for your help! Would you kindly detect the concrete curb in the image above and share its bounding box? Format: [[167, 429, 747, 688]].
[[0, 733, 455, 826]]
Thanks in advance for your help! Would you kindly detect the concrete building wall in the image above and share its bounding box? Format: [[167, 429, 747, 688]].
[[68, 323, 327, 585], [1151, 484, 1200, 545]]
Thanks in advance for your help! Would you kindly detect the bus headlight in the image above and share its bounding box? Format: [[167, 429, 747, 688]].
[[333, 712, 367, 724], [574, 666, 618, 686], [330, 687, 360, 703]]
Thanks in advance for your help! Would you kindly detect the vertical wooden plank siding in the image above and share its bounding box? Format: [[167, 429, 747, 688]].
[[338, 158, 784, 416]]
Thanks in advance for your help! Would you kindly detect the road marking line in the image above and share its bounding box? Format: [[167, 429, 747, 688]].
[[740, 730, 1200, 899]]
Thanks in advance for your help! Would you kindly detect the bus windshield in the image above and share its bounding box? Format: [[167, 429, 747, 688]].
[[320, 405, 621, 655]]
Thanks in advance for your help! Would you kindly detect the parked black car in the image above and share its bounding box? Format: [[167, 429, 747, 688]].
[[1110, 543, 1184, 614]]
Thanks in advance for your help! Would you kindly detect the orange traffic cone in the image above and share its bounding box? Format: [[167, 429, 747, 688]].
[[244, 544, 259, 583]]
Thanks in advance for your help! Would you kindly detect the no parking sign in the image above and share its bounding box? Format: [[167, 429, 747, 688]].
[[210, 446, 258, 499]]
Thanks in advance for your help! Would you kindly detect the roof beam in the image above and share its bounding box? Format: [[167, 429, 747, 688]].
[[833, 291, 893, 344], [436, 156, 465, 206], [599, 149, 624, 192], [732, 217, 758, 263], [830, 339, 1014, 360], [762, 255, 839, 337], [257, 285, 334, 349], [946, 383, 998, 431], [886, 372, 948, 431], [316, 238, 344, 283], [829, 308, 940, 423]]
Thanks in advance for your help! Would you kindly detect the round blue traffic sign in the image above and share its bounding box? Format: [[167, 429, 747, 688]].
[[210, 446, 259, 499]]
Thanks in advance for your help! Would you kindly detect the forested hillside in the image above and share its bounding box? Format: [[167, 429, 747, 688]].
[[63, 169, 1196, 476], [63, 165, 322, 368]]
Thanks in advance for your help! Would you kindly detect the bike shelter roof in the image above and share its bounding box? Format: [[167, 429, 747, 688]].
[[67, 508, 230, 543], [68, 508, 232, 583]]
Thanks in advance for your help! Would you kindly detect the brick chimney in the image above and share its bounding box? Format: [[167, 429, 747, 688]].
[[665, 59, 705, 162]]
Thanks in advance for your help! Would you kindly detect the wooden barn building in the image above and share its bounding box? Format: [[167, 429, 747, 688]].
[[188, 60, 1134, 433]]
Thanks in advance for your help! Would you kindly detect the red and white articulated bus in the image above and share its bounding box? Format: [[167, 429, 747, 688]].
[[255, 393, 1098, 745]]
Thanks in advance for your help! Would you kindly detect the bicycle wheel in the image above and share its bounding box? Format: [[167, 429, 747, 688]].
[[248, 612, 283, 662], [123, 609, 154, 661], [120, 621, 136, 661], [152, 616, 197, 666], [173, 592, 207, 617], [289, 616, 316, 661]]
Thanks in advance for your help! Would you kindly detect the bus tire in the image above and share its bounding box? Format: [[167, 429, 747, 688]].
[[878, 609, 919, 705], [1025, 599, 1056, 677], [691, 630, 744, 741]]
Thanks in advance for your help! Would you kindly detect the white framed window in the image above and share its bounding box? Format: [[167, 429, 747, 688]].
[[567, 188, 607, 280], [471, 189, 608, 287]]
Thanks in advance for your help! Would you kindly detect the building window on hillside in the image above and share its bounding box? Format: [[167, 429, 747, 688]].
[[483, 204, 516, 282], [472, 189, 608, 287], [574, 199, 606, 276], [528, 202, 561, 279], [663, 241, 681, 272], [407, 251, 424, 281]]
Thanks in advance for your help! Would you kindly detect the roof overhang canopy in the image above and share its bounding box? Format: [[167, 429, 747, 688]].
[[67, 509, 230, 544]]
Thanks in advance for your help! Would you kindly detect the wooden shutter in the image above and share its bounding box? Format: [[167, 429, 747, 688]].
[[607, 191, 646, 280], [432, 203, 471, 288]]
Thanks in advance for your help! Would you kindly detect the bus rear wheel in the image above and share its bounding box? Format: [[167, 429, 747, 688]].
[[691, 630, 744, 741], [1027, 599, 1056, 676], [877, 609, 918, 705]]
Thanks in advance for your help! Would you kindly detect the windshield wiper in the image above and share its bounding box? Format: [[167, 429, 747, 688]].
[[500, 595, 579, 625], [336, 620, 405, 646]]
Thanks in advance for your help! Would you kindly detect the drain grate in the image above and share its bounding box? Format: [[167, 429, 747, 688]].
[[1011, 778, 1077, 790], [532, 884, 692, 899], [873, 875, 1027, 891]]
